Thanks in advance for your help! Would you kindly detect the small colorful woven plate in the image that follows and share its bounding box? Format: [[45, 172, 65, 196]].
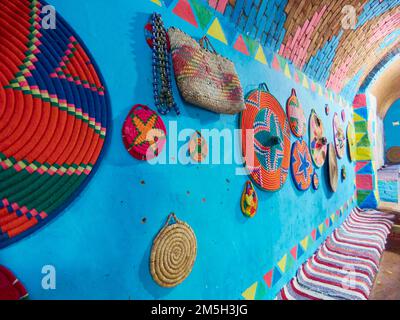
[[188, 131, 208, 163], [328, 144, 338, 192], [291, 140, 314, 191], [122, 104, 166, 161], [309, 110, 327, 167], [240, 84, 291, 191], [386, 146, 400, 164], [312, 172, 319, 190], [240, 181, 258, 218], [347, 122, 356, 162], [286, 89, 306, 138], [0, 265, 28, 300], [333, 113, 346, 159], [0, 0, 110, 248]]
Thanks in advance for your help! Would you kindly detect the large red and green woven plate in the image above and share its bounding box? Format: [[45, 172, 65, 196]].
[[240, 84, 290, 191], [0, 0, 110, 248]]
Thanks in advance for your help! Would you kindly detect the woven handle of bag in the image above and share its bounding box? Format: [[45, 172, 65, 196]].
[[199, 36, 217, 54], [132, 104, 150, 111], [259, 83, 270, 92], [163, 212, 180, 229]]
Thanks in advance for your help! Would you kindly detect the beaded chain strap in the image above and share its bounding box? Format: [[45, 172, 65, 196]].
[[149, 13, 179, 115]]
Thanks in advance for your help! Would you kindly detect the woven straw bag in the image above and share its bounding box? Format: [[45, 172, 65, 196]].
[[168, 27, 245, 114]]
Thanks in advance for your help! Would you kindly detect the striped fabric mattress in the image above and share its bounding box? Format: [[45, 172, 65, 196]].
[[276, 207, 394, 300]]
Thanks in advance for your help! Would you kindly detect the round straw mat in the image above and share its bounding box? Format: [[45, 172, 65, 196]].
[[328, 144, 338, 192], [0, 0, 110, 248], [150, 213, 197, 288], [347, 122, 356, 162], [286, 89, 305, 138], [333, 113, 346, 159], [386, 146, 400, 164], [240, 85, 290, 191], [291, 140, 313, 191], [309, 110, 327, 167]]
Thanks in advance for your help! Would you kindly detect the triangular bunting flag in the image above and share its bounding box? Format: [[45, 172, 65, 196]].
[[285, 253, 295, 272], [325, 217, 331, 228], [272, 55, 281, 71], [272, 266, 282, 286], [284, 62, 291, 79], [242, 282, 258, 300], [263, 269, 273, 288], [294, 70, 300, 83], [255, 45, 267, 64], [255, 281, 266, 300], [172, 0, 198, 27], [300, 236, 309, 251], [302, 74, 309, 89], [207, 17, 227, 44], [277, 254, 287, 273], [189, 0, 213, 29], [318, 223, 325, 235], [233, 34, 249, 55], [297, 243, 304, 257], [290, 245, 298, 260], [311, 229, 317, 241], [150, 0, 162, 6]]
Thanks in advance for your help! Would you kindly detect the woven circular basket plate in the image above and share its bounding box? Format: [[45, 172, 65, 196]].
[[312, 172, 319, 190], [347, 122, 356, 162], [386, 146, 400, 164], [309, 110, 327, 167], [290, 140, 313, 191], [0, 0, 110, 248], [240, 85, 290, 191], [286, 89, 306, 138], [188, 131, 208, 163], [328, 144, 338, 192], [333, 113, 346, 159], [150, 213, 197, 288], [0, 265, 28, 300], [122, 105, 166, 161]]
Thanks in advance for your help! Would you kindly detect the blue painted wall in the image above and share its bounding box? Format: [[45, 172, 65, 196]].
[[384, 98, 400, 156], [0, 0, 356, 299]]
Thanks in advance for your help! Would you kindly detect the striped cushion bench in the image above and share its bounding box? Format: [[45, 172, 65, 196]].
[[276, 208, 394, 300]]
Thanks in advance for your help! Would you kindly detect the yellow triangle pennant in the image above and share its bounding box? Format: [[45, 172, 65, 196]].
[[318, 223, 325, 234], [255, 45, 267, 64], [207, 18, 227, 44], [150, 0, 162, 6], [284, 62, 291, 79], [302, 74, 309, 89], [277, 254, 287, 273], [300, 236, 309, 251], [242, 282, 258, 300]]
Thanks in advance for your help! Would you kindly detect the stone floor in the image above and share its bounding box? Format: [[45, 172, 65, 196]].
[[370, 213, 400, 300]]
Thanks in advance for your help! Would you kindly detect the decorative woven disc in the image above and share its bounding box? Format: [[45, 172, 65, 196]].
[[341, 165, 347, 181], [309, 110, 327, 167], [328, 144, 338, 192], [286, 89, 306, 137], [386, 146, 400, 164], [122, 104, 166, 161], [240, 84, 290, 191], [333, 113, 346, 159], [325, 104, 330, 116], [341, 109, 346, 122], [240, 180, 258, 218], [0, 265, 28, 300], [188, 131, 208, 163], [0, 0, 110, 248], [150, 213, 197, 288], [290, 140, 313, 191], [347, 122, 356, 162], [312, 172, 319, 190]]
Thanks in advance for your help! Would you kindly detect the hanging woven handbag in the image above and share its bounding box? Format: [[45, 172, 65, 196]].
[[168, 27, 245, 115]]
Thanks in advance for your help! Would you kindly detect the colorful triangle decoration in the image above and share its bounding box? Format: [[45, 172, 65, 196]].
[[311, 229, 317, 241], [263, 269, 273, 288], [233, 34, 249, 55], [272, 266, 282, 286], [284, 62, 291, 79], [242, 282, 258, 300], [272, 55, 281, 71], [189, 0, 213, 29], [290, 245, 298, 260], [297, 243, 304, 257], [277, 254, 287, 273], [300, 236, 309, 251], [207, 17, 227, 44], [150, 0, 162, 6], [172, 0, 198, 27], [255, 281, 266, 300], [255, 45, 267, 64]]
